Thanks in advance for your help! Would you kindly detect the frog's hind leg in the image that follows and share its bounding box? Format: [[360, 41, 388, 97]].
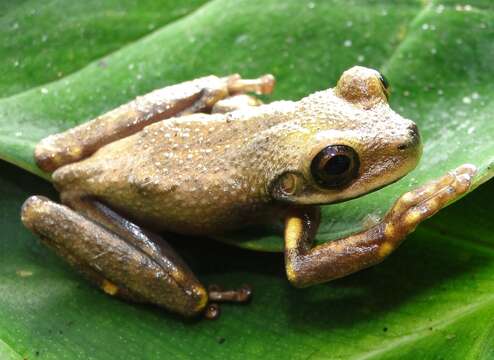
[[21, 195, 208, 317], [35, 74, 275, 173], [21, 195, 252, 318]]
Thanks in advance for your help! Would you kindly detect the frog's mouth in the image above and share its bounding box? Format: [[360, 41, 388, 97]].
[[307, 132, 423, 206], [309, 171, 410, 207], [270, 152, 421, 207]]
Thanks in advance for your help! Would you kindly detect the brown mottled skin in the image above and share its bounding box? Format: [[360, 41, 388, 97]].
[[21, 67, 476, 318]]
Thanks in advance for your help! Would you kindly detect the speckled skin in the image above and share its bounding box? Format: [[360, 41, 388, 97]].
[[21, 67, 476, 317], [51, 69, 419, 236]]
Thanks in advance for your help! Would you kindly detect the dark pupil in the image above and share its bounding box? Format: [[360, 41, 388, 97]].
[[379, 73, 389, 89], [324, 155, 350, 175], [311, 145, 360, 189]]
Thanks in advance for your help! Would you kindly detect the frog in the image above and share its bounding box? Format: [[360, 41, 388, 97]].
[[21, 66, 476, 319]]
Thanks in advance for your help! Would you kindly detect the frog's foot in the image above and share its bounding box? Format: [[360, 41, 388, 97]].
[[380, 163, 477, 254], [212, 94, 264, 113], [208, 284, 252, 303], [225, 74, 275, 95], [203, 284, 253, 320], [283, 164, 476, 288]]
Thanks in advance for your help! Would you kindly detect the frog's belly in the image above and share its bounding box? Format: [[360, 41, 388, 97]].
[[70, 158, 269, 235], [101, 191, 261, 236]]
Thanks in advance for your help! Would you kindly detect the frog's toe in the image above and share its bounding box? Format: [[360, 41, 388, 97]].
[[21, 195, 54, 230], [444, 163, 476, 198], [391, 164, 476, 219], [201, 284, 253, 320], [226, 73, 276, 95], [390, 164, 476, 234], [208, 284, 253, 303], [204, 303, 221, 320], [454, 163, 477, 177]]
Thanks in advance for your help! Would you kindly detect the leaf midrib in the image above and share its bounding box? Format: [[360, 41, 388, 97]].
[[347, 294, 494, 360], [0, 338, 22, 360], [379, 1, 431, 73]]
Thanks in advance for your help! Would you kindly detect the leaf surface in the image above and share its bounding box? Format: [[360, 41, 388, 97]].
[[1, 0, 494, 358]]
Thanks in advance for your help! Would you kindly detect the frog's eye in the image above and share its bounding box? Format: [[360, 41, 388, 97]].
[[310, 145, 360, 189], [378, 72, 389, 90], [378, 72, 390, 98]]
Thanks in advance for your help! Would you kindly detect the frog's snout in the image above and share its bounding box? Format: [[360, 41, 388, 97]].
[[398, 123, 421, 151]]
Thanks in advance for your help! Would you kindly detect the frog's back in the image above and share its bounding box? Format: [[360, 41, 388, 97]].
[[52, 101, 296, 234]]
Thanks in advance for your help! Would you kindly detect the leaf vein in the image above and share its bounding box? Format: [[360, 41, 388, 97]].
[[349, 294, 494, 360]]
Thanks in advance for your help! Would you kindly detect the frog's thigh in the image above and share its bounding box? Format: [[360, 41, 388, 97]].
[[36, 74, 274, 173], [35, 76, 226, 172], [21, 195, 207, 317], [284, 164, 476, 288]]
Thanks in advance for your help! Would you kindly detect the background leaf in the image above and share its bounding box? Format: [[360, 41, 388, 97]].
[[1, 0, 494, 358], [0, 0, 208, 97]]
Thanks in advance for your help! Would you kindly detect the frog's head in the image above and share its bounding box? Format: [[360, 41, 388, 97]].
[[268, 66, 422, 205]]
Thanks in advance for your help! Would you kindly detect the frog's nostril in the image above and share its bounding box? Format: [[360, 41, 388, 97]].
[[408, 123, 419, 138], [398, 124, 421, 151], [397, 143, 408, 151], [408, 124, 420, 144]]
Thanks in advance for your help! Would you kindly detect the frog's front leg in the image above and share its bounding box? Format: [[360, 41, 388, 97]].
[[284, 164, 476, 287], [35, 73, 275, 172], [21, 195, 251, 318]]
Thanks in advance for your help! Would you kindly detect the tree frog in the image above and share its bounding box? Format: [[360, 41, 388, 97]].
[[21, 66, 476, 318]]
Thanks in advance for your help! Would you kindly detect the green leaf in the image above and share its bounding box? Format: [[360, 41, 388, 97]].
[[3, 153, 494, 359], [1, 0, 494, 358], [0, 0, 208, 98], [0, 339, 23, 360]]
